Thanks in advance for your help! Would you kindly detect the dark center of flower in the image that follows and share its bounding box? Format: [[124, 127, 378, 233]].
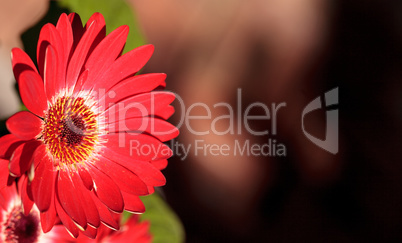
[[42, 96, 99, 166], [2, 205, 40, 243], [60, 115, 86, 146]]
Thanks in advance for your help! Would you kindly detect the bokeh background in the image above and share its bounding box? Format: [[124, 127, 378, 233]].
[[1, 0, 402, 242]]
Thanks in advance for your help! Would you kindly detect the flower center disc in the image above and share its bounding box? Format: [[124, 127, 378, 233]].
[[42, 96, 98, 166], [2, 206, 40, 243]]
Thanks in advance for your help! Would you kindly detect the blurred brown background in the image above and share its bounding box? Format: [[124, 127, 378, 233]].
[[129, 0, 402, 242], [2, 0, 402, 242]]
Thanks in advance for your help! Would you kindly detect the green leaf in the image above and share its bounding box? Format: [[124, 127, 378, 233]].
[[58, 0, 146, 53], [137, 193, 185, 243]]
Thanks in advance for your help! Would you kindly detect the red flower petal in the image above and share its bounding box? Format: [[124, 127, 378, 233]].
[[0, 184, 16, 210], [55, 198, 80, 238], [40, 211, 56, 233], [18, 176, 34, 215], [92, 44, 154, 92], [100, 73, 166, 105], [37, 23, 64, 80], [6, 111, 42, 140], [84, 12, 106, 34], [104, 132, 172, 162], [68, 13, 85, 52], [150, 159, 168, 170], [93, 157, 148, 195], [89, 192, 120, 231], [66, 13, 105, 90], [19, 70, 48, 117], [109, 215, 152, 242], [73, 69, 89, 91], [30, 145, 55, 212], [158, 105, 175, 120], [70, 170, 100, 228], [121, 192, 145, 213], [0, 134, 25, 160], [127, 217, 151, 235], [77, 165, 93, 191], [44, 45, 63, 102], [77, 25, 129, 92], [81, 224, 97, 239], [57, 170, 87, 229], [11, 48, 38, 82], [102, 148, 166, 188], [56, 13, 73, 63], [87, 164, 124, 213], [38, 169, 58, 233], [108, 117, 179, 142], [104, 92, 175, 119], [9, 140, 41, 177], [0, 159, 10, 190], [147, 186, 155, 194]]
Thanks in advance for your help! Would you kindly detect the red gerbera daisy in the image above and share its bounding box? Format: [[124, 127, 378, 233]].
[[0, 177, 72, 243], [0, 12, 178, 238], [50, 214, 152, 243]]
